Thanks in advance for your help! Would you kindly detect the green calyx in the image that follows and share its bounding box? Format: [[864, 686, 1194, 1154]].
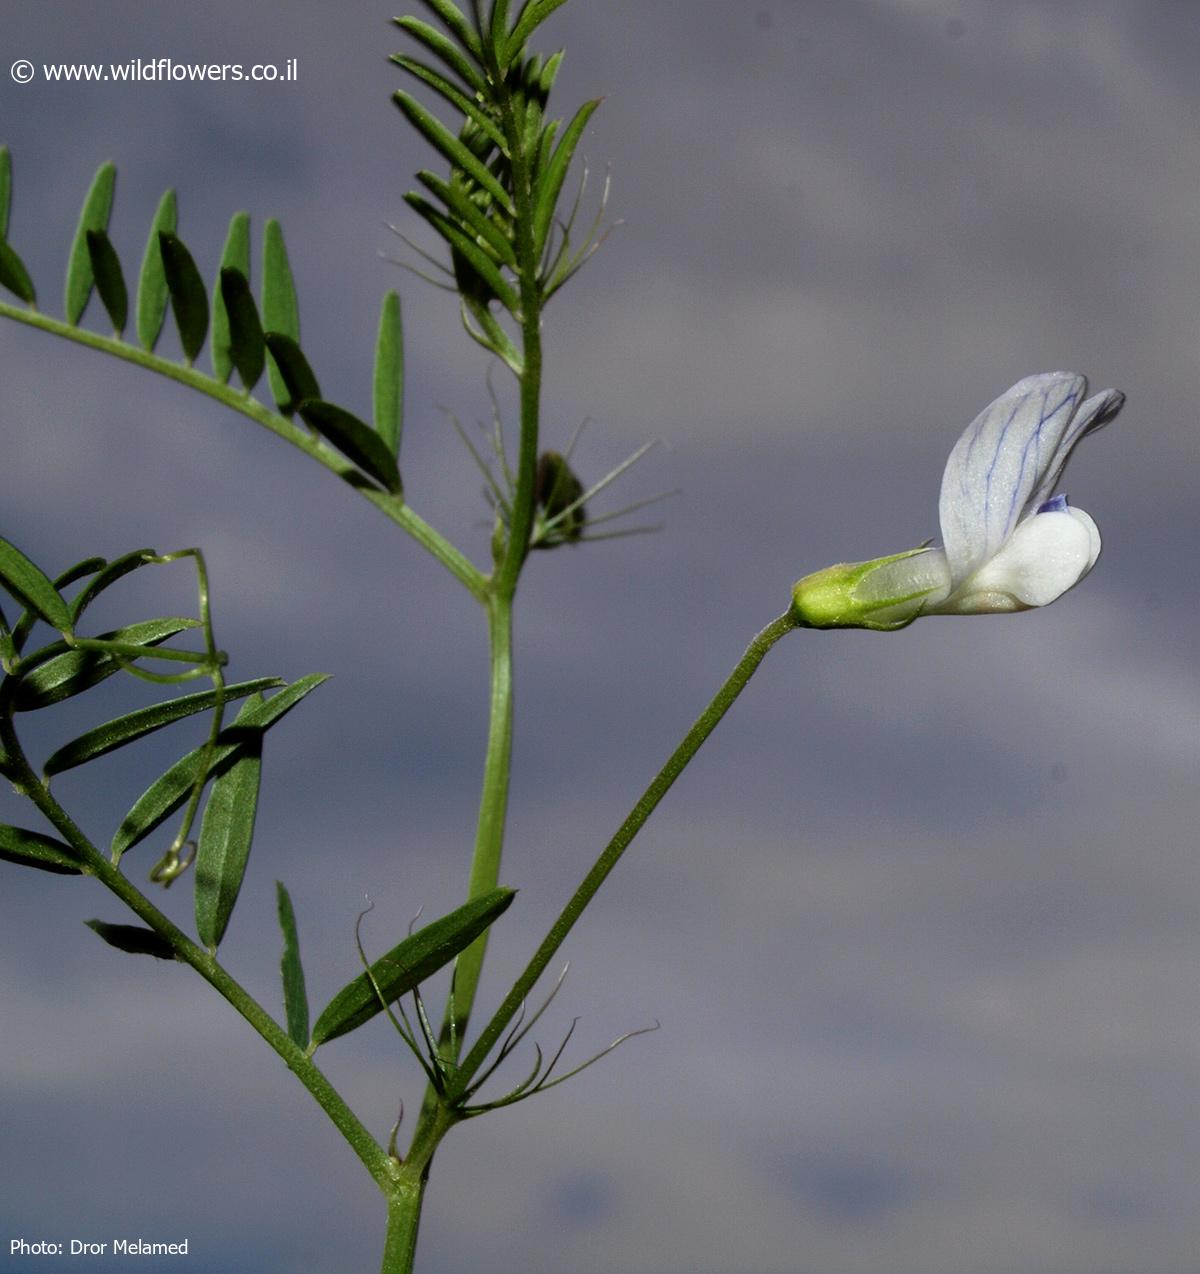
[[789, 547, 934, 632]]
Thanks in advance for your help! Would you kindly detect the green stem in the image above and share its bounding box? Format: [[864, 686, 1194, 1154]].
[[446, 590, 514, 1047], [411, 589, 513, 1141], [380, 1184, 425, 1274], [0, 301, 487, 603], [494, 82, 544, 597], [379, 1102, 458, 1274], [407, 66, 544, 1147], [449, 610, 798, 1099]]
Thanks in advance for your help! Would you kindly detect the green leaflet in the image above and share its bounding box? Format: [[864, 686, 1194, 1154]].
[[393, 18, 488, 97], [538, 48, 564, 96], [414, 0, 482, 60], [262, 218, 299, 411], [392, 56, 507, 151], [310, 887, 517, 1047], [297, 399, 403, 495], [393, 91, 515, 217], [0, 825, 83, 875], [42, 676, 284, 777], [404, 193, 519, 313], [158, 231, 208, 363], [509, 0, 569, 50], [11, 617, 200, 712], [65, 160, 117, 325], [110, 673, 328, 861], [0, 537, 74, 635], [85, 919, 178, 961], [135, 189, 177, 352], [276, 881, 310, 1048], [218, 268, 266, 391], [488, 0, 513, 66], [532, 98, 600, 259], [0, 239, 35, 307], [415, 170, 517, 268], [211, 211, 251, 384], [373, 291, 404, 460], [85, 229, 128, 335], [194, 695, 263, 949], [261, 332, 319, 415]]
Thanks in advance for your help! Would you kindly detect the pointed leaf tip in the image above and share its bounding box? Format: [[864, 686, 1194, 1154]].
[[298, 399, 403, 494]]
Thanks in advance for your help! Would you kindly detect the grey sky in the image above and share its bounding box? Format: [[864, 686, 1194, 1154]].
[[2, 3, 1197, 1272]]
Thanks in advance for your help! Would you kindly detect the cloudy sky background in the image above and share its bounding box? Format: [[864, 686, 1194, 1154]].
[[2, 2, 1197, 1271]]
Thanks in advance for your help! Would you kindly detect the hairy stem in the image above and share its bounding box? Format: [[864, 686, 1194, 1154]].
[[448, 591, 514, 1044], [407, 56, 546, 1155]]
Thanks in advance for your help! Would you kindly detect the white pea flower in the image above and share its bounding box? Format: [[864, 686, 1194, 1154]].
[[791, 372, 1125, 630]]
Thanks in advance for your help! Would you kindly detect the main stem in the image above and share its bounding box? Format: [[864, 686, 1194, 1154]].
[[441, 590, 514, 1055], [398, 76, 546, 1261]]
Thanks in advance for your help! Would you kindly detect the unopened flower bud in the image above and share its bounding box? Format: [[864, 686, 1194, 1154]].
[[535, 451, 586, 545]]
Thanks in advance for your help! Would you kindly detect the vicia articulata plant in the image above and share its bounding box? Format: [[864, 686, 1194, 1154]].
[[0, 2, 1130, 1270]]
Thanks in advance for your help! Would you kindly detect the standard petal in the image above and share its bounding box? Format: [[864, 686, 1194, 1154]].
[[1027, 387, 1124, 512], [932, 505, 1100, 613], [938, 372, 1087, 586]]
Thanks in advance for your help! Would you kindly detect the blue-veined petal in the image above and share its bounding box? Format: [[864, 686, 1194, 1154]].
[[938, 372, 1086, 586], [1027, 387, 1124, 513]]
